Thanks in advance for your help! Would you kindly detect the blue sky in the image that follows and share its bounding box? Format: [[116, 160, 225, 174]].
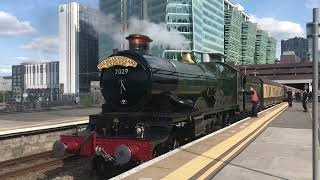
[[0, 0, 98, 75], [0, 0, 318, 75]]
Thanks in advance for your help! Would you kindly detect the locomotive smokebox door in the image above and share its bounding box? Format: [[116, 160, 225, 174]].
[[97, 54, 152, 111]]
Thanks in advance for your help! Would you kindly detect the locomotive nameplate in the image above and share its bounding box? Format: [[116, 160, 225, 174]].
[[97, 56, 138, 70]]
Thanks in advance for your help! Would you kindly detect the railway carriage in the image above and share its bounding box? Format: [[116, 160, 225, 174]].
[[242, 76, 285, 111], [260, 78, 284, 108]]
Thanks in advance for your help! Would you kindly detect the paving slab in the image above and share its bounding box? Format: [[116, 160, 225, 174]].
[[213, 102, 317, 180]]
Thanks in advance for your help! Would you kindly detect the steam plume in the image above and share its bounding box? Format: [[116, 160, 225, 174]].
[[92, 13, 188, 50]]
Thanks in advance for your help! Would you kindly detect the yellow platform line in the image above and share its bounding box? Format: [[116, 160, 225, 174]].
[[198, 105, 287, 179], [162, 103, 288, 180]]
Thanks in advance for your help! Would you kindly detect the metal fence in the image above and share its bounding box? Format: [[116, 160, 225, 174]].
[[0, 91, 104, 113]]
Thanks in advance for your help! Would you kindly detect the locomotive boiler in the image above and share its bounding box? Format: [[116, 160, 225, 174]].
[[53, 34, 285, 175], [99, 34, 237, 113]]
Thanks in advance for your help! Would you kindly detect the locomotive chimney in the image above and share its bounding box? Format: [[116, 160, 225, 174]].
[[126, 34, 153, 54]]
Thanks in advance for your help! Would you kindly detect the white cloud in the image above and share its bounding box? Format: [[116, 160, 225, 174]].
[[250, 15, 305, 57], [13, 56, 38, 64], [15, 56, 33, 61], [0, 11, 35, 37], [20, 36, 59, 54], [250, 16, 305, 38], [0, 68, 11, 76], [11, 57, 54, 64], [305, 0, 320, 8]]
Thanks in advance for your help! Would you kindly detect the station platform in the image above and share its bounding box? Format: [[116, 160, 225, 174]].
[[112, 102, 317, 180], [214, 102, 316, 180], [0, 107, 100, 136]]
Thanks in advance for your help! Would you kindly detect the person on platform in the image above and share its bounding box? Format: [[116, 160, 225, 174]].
[[287, 89, 293, 108], [243, 87, 259, 117], [302, 90, 309, 112]]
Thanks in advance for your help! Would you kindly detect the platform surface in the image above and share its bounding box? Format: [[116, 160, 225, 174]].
[[0, 107, 100, 133], [113, 103, 290, 180], [213, 102, 318, 180]]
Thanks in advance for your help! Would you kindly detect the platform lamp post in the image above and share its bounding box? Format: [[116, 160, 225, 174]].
[[307, 8, 319, 180], [242, 65, 248, 75]]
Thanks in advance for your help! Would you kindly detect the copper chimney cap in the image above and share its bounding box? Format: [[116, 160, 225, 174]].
[[126, 34, 153, 53]]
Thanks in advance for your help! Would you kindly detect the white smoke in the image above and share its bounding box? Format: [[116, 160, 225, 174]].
[[92, 13, 188, 50], [92, 13, 121, 37], [127, 17, 187, 49]]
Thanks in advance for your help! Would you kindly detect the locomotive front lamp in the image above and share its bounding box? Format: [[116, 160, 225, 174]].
[[136, 127, 144, 135]]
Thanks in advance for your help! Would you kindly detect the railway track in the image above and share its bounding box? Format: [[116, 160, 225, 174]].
[[0, 151, 74, 179]]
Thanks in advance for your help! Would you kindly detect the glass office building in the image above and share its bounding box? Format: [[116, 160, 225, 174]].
[[59, 3, 99, 94], [99, 0, 225, 62], [192, 0, 224, 56], [241, 21, 257, 64], [99, 0, 144, 59], [255, 30, 269, 64], [155, 0, 225, 61], [266, 37, 277, 64], [147, 0, 167, 23], [163, 0, 193, 60], [224, 10, 244, 63]]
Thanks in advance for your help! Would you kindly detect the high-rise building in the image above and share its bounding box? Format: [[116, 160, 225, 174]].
[[11, 65, 25, 102], [224, 1, 276, 65], [99, 0, 225, 62], [280, 51, 301, 64], [147, 0, 166, 23], [59, 2, 99, 94], [224, 1, 250, 64], [281, 37, 309, 61], [12, 62, 59, 102], [0, 76, 12, 92], [224, 0, 249, 21], [241, 21, 257, 64], [190, 0, 224, 61], [24, 62, 59, 101], [224, 10, 244, 63], [99, 0, 145, 59], [24, 62, 59, 90], [266, 37, 277, 64], [99, 0, 275, 64], [255, 30, 268, 64]]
